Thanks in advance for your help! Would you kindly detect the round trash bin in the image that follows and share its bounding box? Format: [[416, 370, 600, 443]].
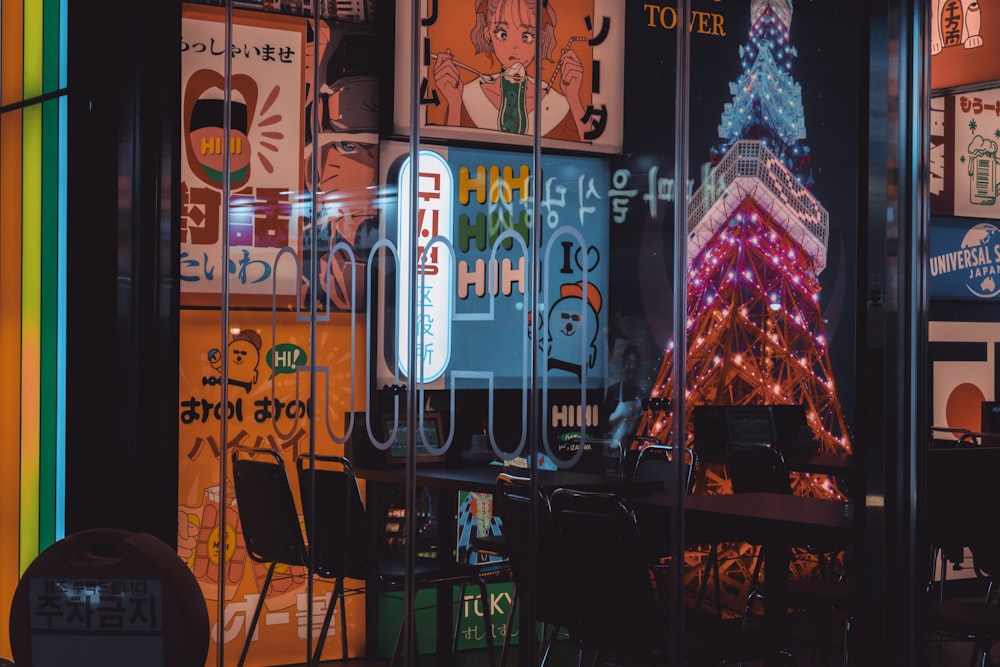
[[9, 528, 208, 667]]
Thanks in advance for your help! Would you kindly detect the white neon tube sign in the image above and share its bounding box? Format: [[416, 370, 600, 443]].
[[397, 150, 453, 383]]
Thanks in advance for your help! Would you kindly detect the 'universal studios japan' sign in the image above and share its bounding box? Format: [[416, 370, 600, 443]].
[[930, 221, 1000, 300]]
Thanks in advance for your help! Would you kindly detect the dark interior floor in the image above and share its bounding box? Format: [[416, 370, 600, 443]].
[[291, 606, 990, 667]]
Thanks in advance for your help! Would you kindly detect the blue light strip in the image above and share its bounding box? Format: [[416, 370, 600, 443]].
[[55, 89, 66, 540]]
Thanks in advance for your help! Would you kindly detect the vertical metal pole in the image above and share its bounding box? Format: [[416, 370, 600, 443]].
[[670, 1, 691, 665], [887, 0, 929, 662], [404, 1, 422, 663], [524, 2, 545, 665], [217, 2, 234, 666], [304, 7, 322, 663]]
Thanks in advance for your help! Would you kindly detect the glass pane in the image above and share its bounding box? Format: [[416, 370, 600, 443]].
[[178, 3, 373, 664], [174, 0, 868, 664], [622, 0, 862, 659]]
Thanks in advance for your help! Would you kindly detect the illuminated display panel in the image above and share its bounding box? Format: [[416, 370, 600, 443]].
[[930, 0, 1000, 91], [377, 142, 611, 393]]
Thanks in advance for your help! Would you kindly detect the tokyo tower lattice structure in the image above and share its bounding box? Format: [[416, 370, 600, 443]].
[[637, 0, 852, 502]]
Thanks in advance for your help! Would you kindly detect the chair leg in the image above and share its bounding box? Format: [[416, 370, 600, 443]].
[[714, 548, 723, 616], [238, 562, 275, 667], [391, 606, 413, 667], [695, 543, 721, 615], [749, 544, 766, 591], [391, 611, 415, 667], [498, 584, 518, 667], [941, 548, 949, 603], [926, 546, 938, 595], [842, 613, 852, 667], [451, 579, 497, 667], [476, 578, 497, 667], [539, 624, 562, 667], [453, 580, 469, 655], [311, 577, 344, 666], [340, 578, 349, 662]]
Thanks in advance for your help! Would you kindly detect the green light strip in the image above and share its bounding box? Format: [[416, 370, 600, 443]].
[[42, 0, 59, 94], [38, 96, 58, 551], [37, 0, 64, 550]]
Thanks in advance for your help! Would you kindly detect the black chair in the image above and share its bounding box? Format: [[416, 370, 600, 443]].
[[727, 441, 853, 666], [727, 441, 796, 594], [631, 441, 697, 494], [466, 525, 515, 665], [627, 441, 721, 614], [493, 473, 564, 666], [547, 487, 667, 665], [543, 487, 793, 666], [230, 447, 314, 667], [927, 427, 975, 601], [925, 446, 1000, 666], [926, 542, 1000, 667], [296, 453, 501, 666]]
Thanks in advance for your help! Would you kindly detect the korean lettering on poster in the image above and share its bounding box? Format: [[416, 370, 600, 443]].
[[180, 7, 305, 308], [177, 310, 364, 662], [379, 143, 611, 394]]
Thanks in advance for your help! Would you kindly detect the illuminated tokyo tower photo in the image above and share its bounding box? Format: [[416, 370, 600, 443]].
[[637, 0, 852, 501]]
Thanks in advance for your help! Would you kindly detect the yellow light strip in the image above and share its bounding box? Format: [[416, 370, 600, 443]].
[[20, 101, 42, 576], [23, 0, 43, 100]]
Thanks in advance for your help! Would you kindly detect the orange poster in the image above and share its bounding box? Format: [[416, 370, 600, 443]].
[[931, 0, 1000, 90], [394, 0, 625, 153], [177, 309, 366, 664]]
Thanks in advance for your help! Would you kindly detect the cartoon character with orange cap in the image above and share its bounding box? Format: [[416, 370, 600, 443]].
[[541, 280, 602, 380]]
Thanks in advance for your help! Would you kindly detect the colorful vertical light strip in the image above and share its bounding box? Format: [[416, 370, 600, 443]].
[[0, 0, 67, 658], [0, 0, 27, 658]]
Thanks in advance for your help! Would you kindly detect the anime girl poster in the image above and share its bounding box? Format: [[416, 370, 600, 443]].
[[394, 0, 624, 153]]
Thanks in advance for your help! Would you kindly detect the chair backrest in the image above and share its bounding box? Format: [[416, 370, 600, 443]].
[[231, 446, 308, 567], [548, 488, 662, 654], [494, 473, 561, 622], [557, 434, 624, 475], [927, 447, 1000, 552], [930, 426, 971, 449], [631, 443, 697, 495], [621, 434, 661, 479], [726, 442, 791, 495], [296, 454, 370, 581]]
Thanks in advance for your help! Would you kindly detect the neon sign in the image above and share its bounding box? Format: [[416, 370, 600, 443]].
[[396, 150, 454, 383]]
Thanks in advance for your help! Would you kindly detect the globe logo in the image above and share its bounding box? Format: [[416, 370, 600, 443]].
[[961, 222, 1000, 298]]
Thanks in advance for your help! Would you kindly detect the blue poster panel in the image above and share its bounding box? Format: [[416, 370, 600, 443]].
[[377, 143, 610, 394], [930, 217, 1000, 300]]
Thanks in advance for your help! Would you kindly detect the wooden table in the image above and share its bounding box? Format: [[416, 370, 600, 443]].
[[356, 462, 662, 494], [630, 491, 856, 666], [354, 463, 661, 663], [783, 451, 854, 475]]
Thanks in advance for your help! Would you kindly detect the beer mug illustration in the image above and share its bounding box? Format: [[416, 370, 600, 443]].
[[968, 135, 998, 205]]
